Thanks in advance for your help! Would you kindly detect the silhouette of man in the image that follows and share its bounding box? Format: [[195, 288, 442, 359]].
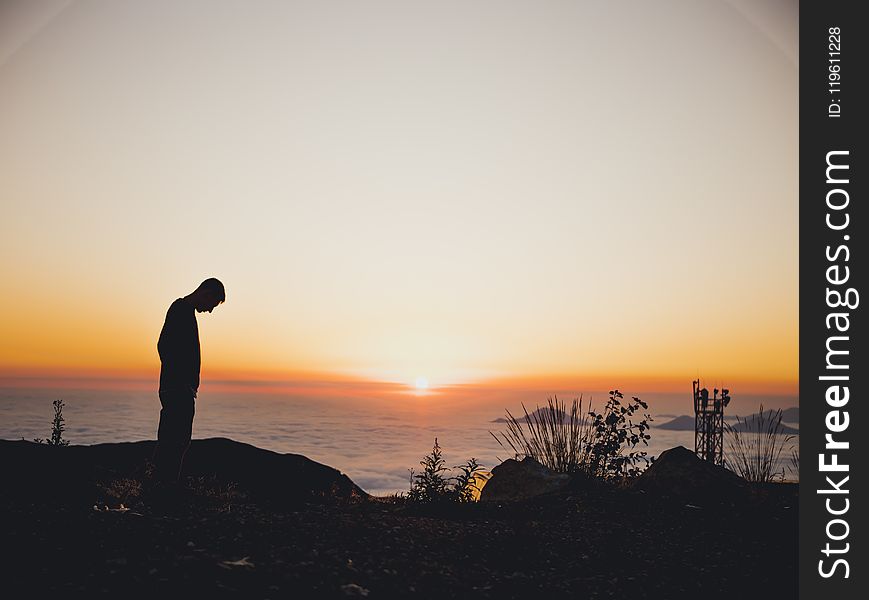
[[153, 277, 225, 485]]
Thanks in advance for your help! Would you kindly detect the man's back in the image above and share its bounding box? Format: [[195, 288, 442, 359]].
[[157, 297, 201, 395]]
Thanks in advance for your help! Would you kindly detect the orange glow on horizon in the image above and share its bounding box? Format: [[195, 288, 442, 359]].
[[0, 363, 797, 398]]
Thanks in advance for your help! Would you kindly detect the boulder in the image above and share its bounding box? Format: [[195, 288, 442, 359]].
[[480, 456, 570, 502], [629, 445, 748, 505], [0, 437, 367, 505]]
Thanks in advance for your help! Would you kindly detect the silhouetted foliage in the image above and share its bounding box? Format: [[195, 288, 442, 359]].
[[451, 458, 488, 503], [34, 399, 70, 447], [187, 475, 243, 513], [98, 477, 142, 508], [491, 390, 652, 479], [490, 395, 594, 474], [586, 390, 652, 479], [408, 438, 449, 502], [408, 439, 488, 503], [789, 447, 799, 481], [725, 404, 794, 483]]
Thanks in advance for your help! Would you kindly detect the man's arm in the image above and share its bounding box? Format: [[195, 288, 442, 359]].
[[158, 304, 182, 363], [158, 302, 195, 391]]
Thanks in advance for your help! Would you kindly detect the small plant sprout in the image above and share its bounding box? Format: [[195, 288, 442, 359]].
[[34, 399, 70, 447]]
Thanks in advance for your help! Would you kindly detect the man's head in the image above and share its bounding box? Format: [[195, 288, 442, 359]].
[[187, 277, 225, 313]]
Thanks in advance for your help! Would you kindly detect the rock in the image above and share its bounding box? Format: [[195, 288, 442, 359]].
[[0, 438, 368, 506], [340, 583, 369, 596], [629, 446, 748, 505], [479, 457, 570, 502]]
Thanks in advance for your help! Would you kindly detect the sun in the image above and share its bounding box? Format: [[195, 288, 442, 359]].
[[414, 376, 429, 391]]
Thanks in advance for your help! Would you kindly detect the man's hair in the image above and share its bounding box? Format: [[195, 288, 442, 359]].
[[198, 277, 226, 302]]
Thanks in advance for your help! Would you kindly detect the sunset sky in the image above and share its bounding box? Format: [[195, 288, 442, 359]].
[[0, 0, 798, 395]]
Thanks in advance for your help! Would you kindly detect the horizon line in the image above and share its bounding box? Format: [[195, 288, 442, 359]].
[[0, 367, 799, 397]]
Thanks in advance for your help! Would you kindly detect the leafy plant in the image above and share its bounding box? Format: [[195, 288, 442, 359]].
[[408, 438, 450, 503], [725, 405, 794, 483], [34, 399, 70, 447], [408, 439, 488, 503], [585, 390, 652, 479], [451, 458, 488, 503]]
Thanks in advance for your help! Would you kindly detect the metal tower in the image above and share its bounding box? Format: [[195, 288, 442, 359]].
[[693, 379, 731, 465]]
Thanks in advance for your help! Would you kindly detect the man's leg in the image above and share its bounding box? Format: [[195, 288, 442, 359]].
[[154, 391, 195, 484]]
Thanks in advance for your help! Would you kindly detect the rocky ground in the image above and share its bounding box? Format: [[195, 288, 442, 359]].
[[0, 439, 797, 599]]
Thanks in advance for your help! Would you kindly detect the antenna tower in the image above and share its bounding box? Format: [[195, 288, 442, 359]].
[[692, 379, 731, 465]]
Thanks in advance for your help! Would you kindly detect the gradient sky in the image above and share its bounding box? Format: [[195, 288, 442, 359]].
[[0, 0, 798, 393]]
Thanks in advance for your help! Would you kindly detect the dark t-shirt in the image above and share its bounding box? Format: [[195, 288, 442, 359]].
[[157, 298, 200, 395]]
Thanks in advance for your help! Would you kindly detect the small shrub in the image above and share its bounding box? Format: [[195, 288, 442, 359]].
[[586, 390, 652, 479], [725, 405, 794, 483], [408, 439, 488, 503], [34, 399, 70, 447], [98, 477, 143, 506], [452, 458, 488, 503], [408, 438, 450, 503], [187, 475, 243, 512]]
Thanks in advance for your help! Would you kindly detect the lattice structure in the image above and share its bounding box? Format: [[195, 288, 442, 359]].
[[693, 379, 731, 465]]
